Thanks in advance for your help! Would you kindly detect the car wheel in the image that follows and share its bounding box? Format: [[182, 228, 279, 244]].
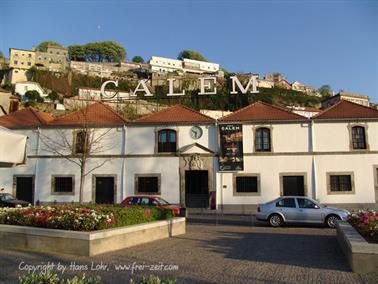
[[326, 215, 340, 228], [269, 214, 283, 227]]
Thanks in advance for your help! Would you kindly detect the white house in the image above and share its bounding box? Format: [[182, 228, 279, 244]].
[[149, 56, 184, 74], [15, 81, 48, 98], [0, 100, 377, 212], [149, 56, 220, 75]]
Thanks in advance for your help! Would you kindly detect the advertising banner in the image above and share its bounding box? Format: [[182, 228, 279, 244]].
[[219, 124, 244, 171]]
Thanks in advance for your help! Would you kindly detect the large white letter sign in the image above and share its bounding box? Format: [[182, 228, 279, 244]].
[[167, 78, 185, 96], [199, 77, 217, 95], [101, 80, 118, 98], [131, 80, 153, 97], [230, 75, 259, 94]]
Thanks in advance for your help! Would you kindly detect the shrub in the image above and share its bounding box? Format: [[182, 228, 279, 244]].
[[0, 205, 174, 232], [19, 272, 100, 284], [131, 275, 176, 284], [348, 210, 378, 243]]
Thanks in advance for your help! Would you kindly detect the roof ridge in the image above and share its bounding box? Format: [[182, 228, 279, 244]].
[[97, 102, 130, 122], [28, 107, 45, 124], [314, 100, 378, 119], [266, 102, 308, 119], [175, 104, 215, 121], [219, 101, 259, 121]]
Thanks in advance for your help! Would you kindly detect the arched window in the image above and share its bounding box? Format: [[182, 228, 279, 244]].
[[351, 126, 366, 149], [255, 127, 271, 152], [158, 129, 177, 153]]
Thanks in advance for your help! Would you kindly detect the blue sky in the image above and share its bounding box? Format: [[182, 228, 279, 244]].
[[0, 0, 377, 101]]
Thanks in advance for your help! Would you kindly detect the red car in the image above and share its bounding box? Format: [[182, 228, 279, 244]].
[[121, 196, 182, 216]]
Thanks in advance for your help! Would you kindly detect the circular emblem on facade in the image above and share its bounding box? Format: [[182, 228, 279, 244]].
[[190, 126, 203, 139]]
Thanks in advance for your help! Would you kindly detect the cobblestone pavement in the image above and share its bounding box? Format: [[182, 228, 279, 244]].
[[0, 218, 377, 284]]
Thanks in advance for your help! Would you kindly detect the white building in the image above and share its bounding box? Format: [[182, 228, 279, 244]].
[[15, 81, 48, 98], [0, 100, 377, 212], [149, 56, 220, 75]]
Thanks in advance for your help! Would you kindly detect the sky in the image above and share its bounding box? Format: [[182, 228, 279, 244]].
[[0, 0, 377, 102]]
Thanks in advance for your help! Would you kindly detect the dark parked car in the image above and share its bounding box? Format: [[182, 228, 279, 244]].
[[0, 193, 30, 208], [121, 196, 183, 216], [256, 196, 350, 228]]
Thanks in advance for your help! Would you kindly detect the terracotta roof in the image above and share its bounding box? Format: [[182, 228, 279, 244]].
[[219, 101, 306, 122], [0, 108, 53, 128], [0, 87, 10, 93], [134, 104, 215, 124], [50, 102, 129, 126], [314, 100, 378, 120]]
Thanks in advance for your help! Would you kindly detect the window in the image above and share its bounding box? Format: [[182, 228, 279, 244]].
[[158, 129, 177, 153], [276, 198, 296, 208], [297, 198, 318, 209], [74, 131, 88, 154], [135, 174, 161, 195], [235, 175, 259, 194], [255, 127, 271, 152], [329, 174, 352, 192], [351, 126, 366, 149], [27, 62, 31, 66], [14, 60, 18, 65], [52, 176, 74, 194]]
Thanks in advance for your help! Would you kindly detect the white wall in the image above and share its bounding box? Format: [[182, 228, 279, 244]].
[[126, 125, 216, 154], [313, 121, 378, 152], [219, 156, 313, 205], [315, 154, 378, 204], [242, 123, 310, 153], [15, 82, 47, 97]]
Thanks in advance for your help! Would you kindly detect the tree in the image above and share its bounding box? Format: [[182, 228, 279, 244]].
[[35, 41, 63, 52], [25, 90, 44, 103], [0, 51, 4, 58], [39, 102, 114, 204], [68, 45, 86, 61], [132, 56, 144, 63], [68, 41, 126, 62], [47, 90, 59, 101], [318, 85, 333, 98], [177, 49, 207, 62]]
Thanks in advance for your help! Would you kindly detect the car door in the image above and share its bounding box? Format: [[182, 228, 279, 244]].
[[296, 198, 323, 223], [275, 198, 297, 222]]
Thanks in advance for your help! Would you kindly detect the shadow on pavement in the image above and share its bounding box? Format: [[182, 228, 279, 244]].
[[193, 230, 349, 272]]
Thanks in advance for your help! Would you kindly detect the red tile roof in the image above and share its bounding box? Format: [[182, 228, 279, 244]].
[[0, 107, 53, 128], [50, 102, 129, 126], [314, 100, 378, 120], [134, 104, 215, 124], [219, 101, 306, 122]]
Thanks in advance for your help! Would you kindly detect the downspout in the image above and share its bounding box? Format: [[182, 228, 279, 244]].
[[120, 124, 127, 202], [34, 127, 41, 205], [310, 119, 317, 200], [215, 120, 222, 212]]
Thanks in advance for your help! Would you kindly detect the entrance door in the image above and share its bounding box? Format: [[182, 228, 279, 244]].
[[95, 177, 114, 204], [15, 176, 34, 204], [282, 176, 305, 196], [185, 170, 209, 208]]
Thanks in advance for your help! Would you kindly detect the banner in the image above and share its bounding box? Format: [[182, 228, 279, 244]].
[[219, 124, 244, 171]]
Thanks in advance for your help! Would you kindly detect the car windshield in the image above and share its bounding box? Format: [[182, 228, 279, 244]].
[[1, 194, 16, 201], [156, 197, 170, 205]]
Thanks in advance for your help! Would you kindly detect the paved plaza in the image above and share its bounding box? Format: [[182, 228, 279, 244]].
[[0, 216, 377, 284]]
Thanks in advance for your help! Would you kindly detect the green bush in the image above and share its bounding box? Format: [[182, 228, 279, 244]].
[[0, 205, 174, 231], [19, 272, 100, 284], [131, 275, 176, 284]]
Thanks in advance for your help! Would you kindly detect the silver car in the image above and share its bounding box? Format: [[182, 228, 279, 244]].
[[256, 196, 350, 228]]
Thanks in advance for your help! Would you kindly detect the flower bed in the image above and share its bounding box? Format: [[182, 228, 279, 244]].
[[0, 205, 173, 231], [348, 210, 378, 243]]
